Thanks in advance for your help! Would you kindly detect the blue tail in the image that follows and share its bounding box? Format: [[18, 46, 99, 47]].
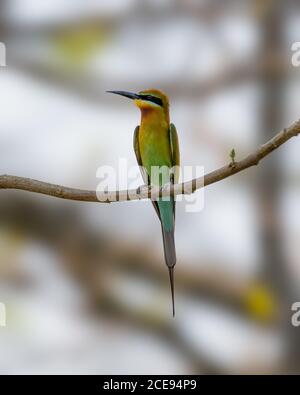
[[157, 198, 176, 316]]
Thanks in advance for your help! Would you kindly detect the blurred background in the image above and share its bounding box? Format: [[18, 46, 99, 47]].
[[0, 0, 300, 374]]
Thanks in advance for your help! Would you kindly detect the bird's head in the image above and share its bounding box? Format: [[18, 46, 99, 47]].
[[107, 89, 169, 117]]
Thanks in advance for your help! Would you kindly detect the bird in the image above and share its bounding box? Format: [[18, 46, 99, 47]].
[[107, 89, 180, 316]]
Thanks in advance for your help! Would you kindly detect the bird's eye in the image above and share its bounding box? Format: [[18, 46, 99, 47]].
[[141, 95, 152, 100], [140, 95, 163, 107]]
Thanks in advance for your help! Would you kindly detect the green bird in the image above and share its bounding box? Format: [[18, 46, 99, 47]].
[[107, 89, 180, 316]]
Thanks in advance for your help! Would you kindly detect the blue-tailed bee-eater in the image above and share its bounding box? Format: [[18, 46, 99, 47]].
[[107, 89, 180, 316]]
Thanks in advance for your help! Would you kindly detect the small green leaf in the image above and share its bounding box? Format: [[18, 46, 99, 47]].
[[229, 148, 236, 168], [230, 148, 236, 161]]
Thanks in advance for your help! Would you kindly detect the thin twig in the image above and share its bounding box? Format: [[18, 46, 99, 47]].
[[0, 119, 299, 203]]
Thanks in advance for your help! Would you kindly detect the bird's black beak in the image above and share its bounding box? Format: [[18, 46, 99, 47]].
[[106, 90, 140, 100]]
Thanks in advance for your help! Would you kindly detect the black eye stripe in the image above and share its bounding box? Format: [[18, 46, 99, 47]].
[[139, 94, 163, 107]]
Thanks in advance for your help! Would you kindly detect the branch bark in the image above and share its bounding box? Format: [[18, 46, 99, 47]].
[[0, 119, 300, 203]]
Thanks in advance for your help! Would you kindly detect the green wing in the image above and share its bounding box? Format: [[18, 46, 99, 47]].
[[134, 125, 160, 218], [169, 123, 180, 183], [133, 126, 148, 185]]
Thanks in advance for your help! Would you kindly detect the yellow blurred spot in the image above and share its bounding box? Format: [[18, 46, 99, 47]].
[[244, 283, 277, 322], [53, 24, 109, 68]]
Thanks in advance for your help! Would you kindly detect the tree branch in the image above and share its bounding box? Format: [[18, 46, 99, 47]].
[[0, 119, 299, 203]]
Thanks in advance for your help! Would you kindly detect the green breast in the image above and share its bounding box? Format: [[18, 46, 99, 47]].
[[139, 123, 172, 186]]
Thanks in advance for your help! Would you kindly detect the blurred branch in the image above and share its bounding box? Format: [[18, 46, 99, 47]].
[[10, 55, 292, 103], [4, 1, 230, 37], [166, 55, 289, 98], [0, 119, 300, 202], [0, 194, 256, 320], [258, 0, 300, 374], [0, 192, 281, 374]]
